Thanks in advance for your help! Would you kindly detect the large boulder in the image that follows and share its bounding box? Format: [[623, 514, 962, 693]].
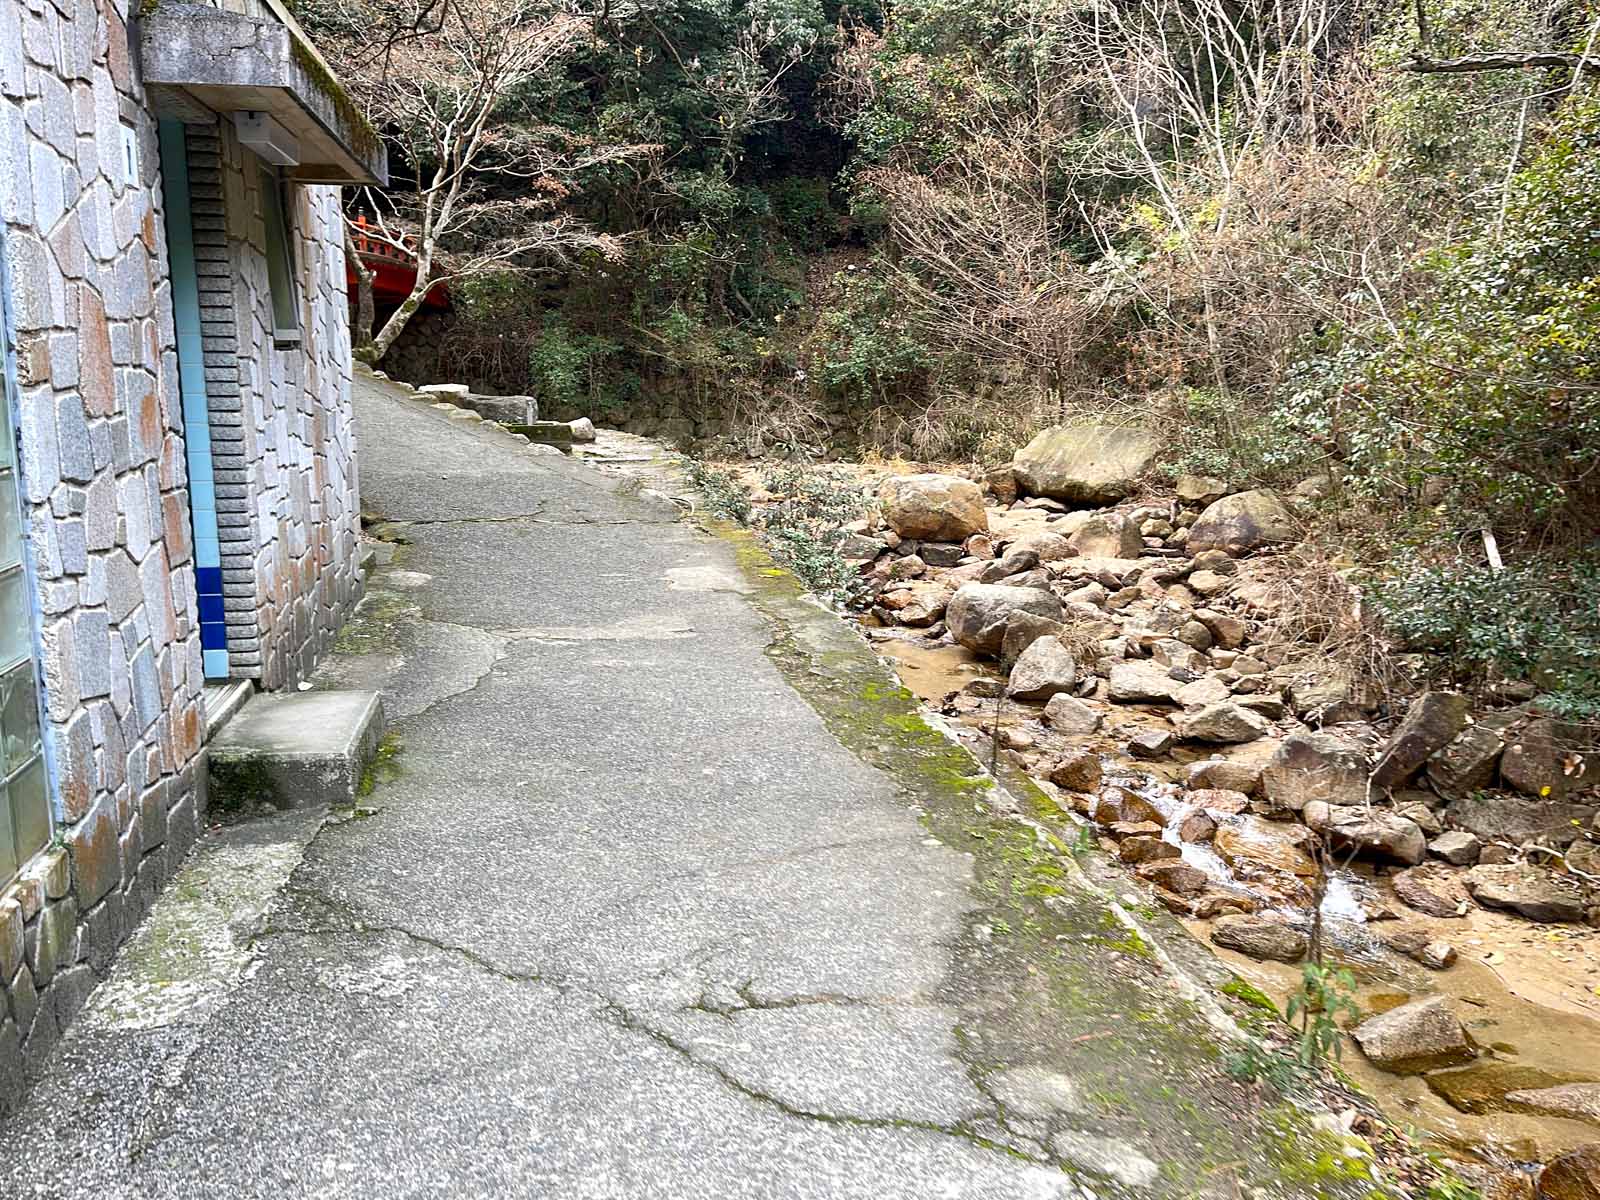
[[1501, 718, 1595, 800], [1304, 803, 1426, 866], [1011, 425, 1159, 504], [1175, 702, 1270, 745], [1505, 1084, 1600, 1127], [1185, 489, 1297, 555], [1538, 1144, 1600, 1200], [879, 474, 988, 542], [946, 584, 1062, 657], [878, 581, 953, 627], [1465, 864, 1590, 923], [1445, 794, 1596, 849], [1427, 718, 1513, 799], [1007, 637, 1078, 701], [1392, 864, 1471, 919], [1371, 692, 1471, 791], [1259, 731, 1370, 811], [1213, 815, 1319, 879], [1350, 995, 1475, 1075]]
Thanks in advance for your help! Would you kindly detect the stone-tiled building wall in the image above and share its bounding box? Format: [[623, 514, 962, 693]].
[[0, 0, 208, 1103], [0, 0, 363, 1112], [222, 142, 359, 690]]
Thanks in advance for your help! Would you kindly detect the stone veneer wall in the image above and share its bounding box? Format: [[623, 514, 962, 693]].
[[218, 136, 360, 690], [0, 0, 208, 1106]]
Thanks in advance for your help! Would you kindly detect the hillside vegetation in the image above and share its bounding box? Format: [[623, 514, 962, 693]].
[[306, 0, 1600, 718]]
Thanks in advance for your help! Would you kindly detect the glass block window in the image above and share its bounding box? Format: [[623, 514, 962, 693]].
[[0, 380, 48, 887]]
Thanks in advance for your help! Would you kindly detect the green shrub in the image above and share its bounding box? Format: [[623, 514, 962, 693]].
[[814, 264, 930, 405], [1369, 553, 1600, 719], [529, 316, 622, 416], [754, 464, 873, 608], [1299, 97, 1600, 543]]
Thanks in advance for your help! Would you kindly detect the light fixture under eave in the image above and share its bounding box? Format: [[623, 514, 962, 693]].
[[234, 111, 301, 167]]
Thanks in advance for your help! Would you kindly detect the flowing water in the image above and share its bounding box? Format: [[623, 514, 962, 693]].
[[867, 633, 1600, 1172]]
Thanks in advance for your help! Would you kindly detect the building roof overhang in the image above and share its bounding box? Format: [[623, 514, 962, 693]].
[[138, 2, 388, 187]]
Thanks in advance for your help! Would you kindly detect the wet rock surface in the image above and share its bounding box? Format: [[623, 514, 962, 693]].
[[1350, 995, 1476, 1074]]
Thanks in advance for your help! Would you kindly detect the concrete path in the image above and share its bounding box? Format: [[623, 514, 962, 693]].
[[0, 373, 1351, 1198]]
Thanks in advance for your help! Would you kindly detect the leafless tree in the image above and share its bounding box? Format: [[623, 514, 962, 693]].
[[308, 0, 655, 359]]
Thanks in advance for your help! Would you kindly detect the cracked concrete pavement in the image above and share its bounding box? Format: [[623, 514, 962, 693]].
[[0, 373, 1351, 1198]]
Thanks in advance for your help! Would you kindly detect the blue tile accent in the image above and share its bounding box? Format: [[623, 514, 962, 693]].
[[161, 120, 229, 680]]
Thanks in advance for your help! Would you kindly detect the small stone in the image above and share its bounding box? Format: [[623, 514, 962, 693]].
[[1042, 694, 1102, 735], [1380, 928, 1458, 970], [1127, 729, 1174, 760], [1137, 860, 1208, 895], [1093, 787, 1166, 826], [920, 542, 966, 568], [1107, 661, 1184, 705], [568, 417, 597, 442], [1429, 831, 1482, 866], [1392, 865, 1471, 919], [1187, 788, 1250, 815], [1119, 835, 1179, 865], [1176, 702, 1270, 745], [1175, 475, 1227, 504], [1187, 758, 1262, 795], [1007, 637, 1078, 701], [1176, 811, 1217, 843], [1210, 914, 1308, 963], [1049, 751, 1103, 793], [1349, 995, 1475, 1074], [1465, 863, 1589, 923], [978, 548, 1040, 584]]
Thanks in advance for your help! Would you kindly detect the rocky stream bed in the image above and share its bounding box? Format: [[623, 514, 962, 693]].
[[459, 397, 1600, 1199]]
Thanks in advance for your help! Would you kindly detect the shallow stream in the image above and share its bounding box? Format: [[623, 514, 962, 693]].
[[871, 629, 1600, 1172]]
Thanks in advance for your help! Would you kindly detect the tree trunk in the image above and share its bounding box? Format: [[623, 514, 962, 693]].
[[369, 268, 432, 361], [343, 226, 378, 361]]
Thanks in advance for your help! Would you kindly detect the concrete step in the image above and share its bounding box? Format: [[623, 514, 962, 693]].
[[208, 691, 385, 815], [202, 678, 255, 739]]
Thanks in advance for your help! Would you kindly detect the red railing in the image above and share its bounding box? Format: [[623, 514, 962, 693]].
[[349, 215, 416, 266]]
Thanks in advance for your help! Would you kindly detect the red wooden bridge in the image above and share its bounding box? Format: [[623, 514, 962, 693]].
[[346, 216, 451, 310]]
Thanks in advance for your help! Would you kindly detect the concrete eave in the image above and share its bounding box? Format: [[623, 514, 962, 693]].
[[138, 3, 388, 187]]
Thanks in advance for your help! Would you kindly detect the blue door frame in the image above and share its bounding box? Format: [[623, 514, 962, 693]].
[[157, 121, 229, 680]]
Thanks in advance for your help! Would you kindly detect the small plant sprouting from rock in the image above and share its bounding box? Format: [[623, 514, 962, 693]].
[[1286, 961, 1361, 1067]]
